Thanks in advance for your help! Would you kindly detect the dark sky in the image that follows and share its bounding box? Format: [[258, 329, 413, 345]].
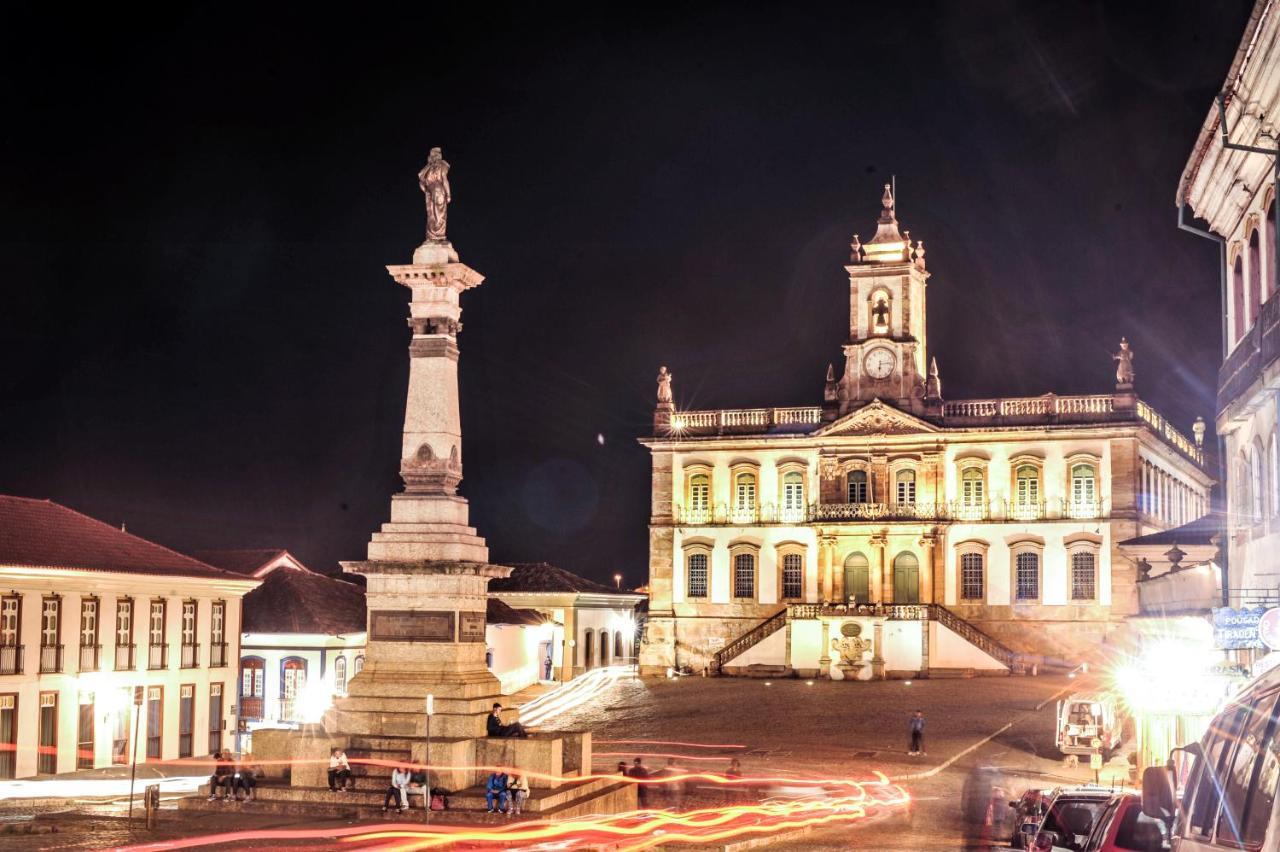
[[0, 2, 1251, 585]]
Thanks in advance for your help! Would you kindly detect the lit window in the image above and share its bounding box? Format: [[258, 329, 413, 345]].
[[847, 470, 869, 503], [80, 598, 98, 647], [1015, 465, 1040, 514], [1071, 464, 1098, 516], [960, 468, 984, 518], [960, 553, 984, 601], [334, 656, 348, 694], [781, 553, 803, 599], [782, 471, 805, 521], [733, 553, 755, 599], [1015, 552, 1040, 601], [734, 472, 757, 521], [1071, 552, 1097, 601], [0, 596, 18, 647], [896, 470, 916, 505], [687, 552, 708, 598], [354, 655, 364, 674], [688, 473, 710, 522], [41, 597, 60, 648]]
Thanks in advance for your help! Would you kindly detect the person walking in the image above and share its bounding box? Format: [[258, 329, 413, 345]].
[[328, 747, 353, 792], [663, 757, 684, 809], [509, 773, 529, 816], [908, 709, 926, 756], [628, 757, 650, 807], [382, 765, 411, 813], [485, 770, 510, 813]]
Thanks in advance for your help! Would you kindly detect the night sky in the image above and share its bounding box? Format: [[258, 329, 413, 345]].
[[0, 2, 1252, 586]]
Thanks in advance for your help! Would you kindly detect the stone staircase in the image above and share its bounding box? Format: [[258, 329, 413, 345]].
[[710, 607, 788, 674]]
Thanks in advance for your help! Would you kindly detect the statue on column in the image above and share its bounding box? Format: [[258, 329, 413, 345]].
[[1113, 337, 1135, 386], [419, 148, 452, 242], [656, 366, 673, 404]]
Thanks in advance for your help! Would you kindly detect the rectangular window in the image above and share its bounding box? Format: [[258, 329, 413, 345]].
[[148, 601, 167, 670], [38, 692, 58, 774], [687, 553, 708, 598], [210, 601, 226, 667], [688, 475, 710, 522], [0, 596, 17, 646], [1071, 552, 1097, 601], [781, 473, 805, 521], [178, 685, 194, 758], [734, 474, 757, 521], [733, 553, 755, 599], [208, 683, 223, 755], [79, 598, 100, 671], [960, 553, 985, 601], [896, 472, 916, 504], [40, 598, 62, 673], [1015, 552, 1039, 601], [781, 553, 803, 599], [115, 598, 133, 647], [77, 692, 95, 769], [0, 694, 15, 779], [847, 471, 869, 503], [180, 601, 198, 668], [146, 686, 163, 760]]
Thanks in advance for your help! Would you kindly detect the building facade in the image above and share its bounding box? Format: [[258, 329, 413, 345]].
[[640, 187, 1212, 677], [0, 497, 256, 778], [1179, 0, 1280, 607]]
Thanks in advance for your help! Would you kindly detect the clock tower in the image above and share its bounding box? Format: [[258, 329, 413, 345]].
[[831, 184, 939, 416]]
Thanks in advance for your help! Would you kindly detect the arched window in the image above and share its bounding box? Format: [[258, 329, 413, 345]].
[[614, 632, 624, 660], [895, 470, 916, 505], [1268, 198, 1278, 299], [892, 552, 920, 604], [1070, 551, 1097, 602], [686, 552, 709, 599], [1250, 227, 1263, 317], [281, 657, 306, 722], [1252, 447, 1265, 522], [1014, 464, 1040, 518], [1070, 464, 1098, 517], [781, 471, 805, 521], [733, 472, 757, 522], [843, 553, 870, 604], [1234, 254, 1246, 343], [687, 473, 710, 522], [870, 292, 891, 331], [960, 468, 985, 518], [847, 470, 869, 503], [733, 552, 756, 600], [353, 654, 364, 674], [960, 552, 985, 601], [781, 552, 804, 600], [334, 656, 347, 694], [1014, 551, 1040, 602], [1238, 453, 1252, 525], [600, 631, 611, 666], [583, 631, 594, 669]]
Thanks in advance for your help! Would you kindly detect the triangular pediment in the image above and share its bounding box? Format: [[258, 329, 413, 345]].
[[816, 400, 939, 436]]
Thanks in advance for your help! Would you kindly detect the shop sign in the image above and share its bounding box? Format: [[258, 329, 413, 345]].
[[1212, 606, 1270, 650], [1260, 608, 1280, 651]]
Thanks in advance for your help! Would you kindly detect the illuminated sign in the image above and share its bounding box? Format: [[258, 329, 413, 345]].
[[1260, 608, 1280, 651], [1212, 606, 1270, 650]]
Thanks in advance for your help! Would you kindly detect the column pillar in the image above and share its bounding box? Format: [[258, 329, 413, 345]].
[[818, 618, 832, 678], [871, 533, 887, 604], [820, 536, 834, 603], [871, 621, 886, 679], [919, 533, 936, 605], [832, 536, 847, 602]]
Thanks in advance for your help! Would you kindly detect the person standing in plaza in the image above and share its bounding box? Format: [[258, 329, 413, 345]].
[[908, 709, 926, 756]]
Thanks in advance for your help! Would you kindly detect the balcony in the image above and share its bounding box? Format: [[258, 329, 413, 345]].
[[180, 643, 199, 669], [676, 498, 1107, 525], [0, 645, 22, 675], [114, 644, 136, 671], [1218, 292, 1280, 414], [239, 697, 264, 720], [148, 643, 168, 670], [79, 644, 101, 672], [39, 644, 63, 674], [209, 642, 228, 668]]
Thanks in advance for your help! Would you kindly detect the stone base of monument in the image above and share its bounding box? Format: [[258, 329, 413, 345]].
[[201, 726, 635, 823]]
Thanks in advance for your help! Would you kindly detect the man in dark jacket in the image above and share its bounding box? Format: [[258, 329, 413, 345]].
[[207, 750, 235, 801], [486, 703, 528, 738]]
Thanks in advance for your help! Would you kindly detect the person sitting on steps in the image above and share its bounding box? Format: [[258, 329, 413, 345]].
[[328, 747, 353, 792], [382, 765, 411, 813], [487, 703, 528, 738], [485, 770, 510, 813]]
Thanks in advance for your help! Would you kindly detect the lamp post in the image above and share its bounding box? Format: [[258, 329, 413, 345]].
[[424, 694, 434, 825], [614, 573, 622, 590]]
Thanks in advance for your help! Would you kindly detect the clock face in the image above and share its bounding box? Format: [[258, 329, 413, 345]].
[[864, 348, 895, 380]]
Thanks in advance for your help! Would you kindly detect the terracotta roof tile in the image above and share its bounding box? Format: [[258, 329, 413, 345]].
[[191, 548, 290, 577], [242, 568, 367, 634], [0, 496, 241, 580], [488, 562, 622, 595]]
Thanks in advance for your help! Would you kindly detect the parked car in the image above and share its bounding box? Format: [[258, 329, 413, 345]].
[[1009, 788, 1048, 848], [1141, 662, 1280, 851], [1080, 792, 1168, 851], [1020, 786, 1119, 851]]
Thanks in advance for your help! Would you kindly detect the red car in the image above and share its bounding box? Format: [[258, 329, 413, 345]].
[[1080, 792, 1169, 852]]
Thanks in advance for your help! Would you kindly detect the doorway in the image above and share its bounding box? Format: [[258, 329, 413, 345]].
[[843, 553, 870, 604], [892, 553, 920, 604]]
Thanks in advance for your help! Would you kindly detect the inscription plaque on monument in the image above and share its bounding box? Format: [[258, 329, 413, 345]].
[[370, 610, 456, 642], [458, 611, 486, 642]]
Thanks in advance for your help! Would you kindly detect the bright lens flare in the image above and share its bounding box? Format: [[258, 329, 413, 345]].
[[1109, 622, 1230, 717]]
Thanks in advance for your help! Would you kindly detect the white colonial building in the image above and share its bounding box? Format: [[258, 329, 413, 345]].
[[1179, 0, 1280, 609], [0, 496, 257, 778], [640, 186, 1212, 678]]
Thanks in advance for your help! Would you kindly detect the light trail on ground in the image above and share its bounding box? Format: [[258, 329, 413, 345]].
[[595, 739, 747, 749], [593, 751, 742, 762], [108, 773, 910, 851]]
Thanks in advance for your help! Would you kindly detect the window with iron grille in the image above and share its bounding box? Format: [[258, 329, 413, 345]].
[[686, 552, 708, 598], [960, 553, 985, 601], [847, 470, 868, 503], [781, 553, 803, 599], [733, 552, 755, 599], [1015, 552, 1040, 601], [1071, 551, 1097, 601]]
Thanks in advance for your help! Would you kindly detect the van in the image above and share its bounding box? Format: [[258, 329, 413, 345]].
[[1058, 693, 1125, 760], [1141, 663, 1280, 850]]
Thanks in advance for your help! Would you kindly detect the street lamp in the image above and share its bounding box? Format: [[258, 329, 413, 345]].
[[614, 573, 622, 589]]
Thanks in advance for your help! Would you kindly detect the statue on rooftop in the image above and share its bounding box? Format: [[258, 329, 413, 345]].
[[657, 366, 673, 404], [1113, 337, 1135, 386], [419, 148, 452, 242]]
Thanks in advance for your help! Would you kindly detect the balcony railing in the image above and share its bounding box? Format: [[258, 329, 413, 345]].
[[676, 499, 1106, 525], [0, 645, 22, 675], [240, 697, 264, 720], [79, 644, 101, 672], [148, 643, 168, 670], [39, 644, 63, 674], [114, 644, 136, 671], [1134, 402, 1205, 466], [1218, 291, 1280, 414], [209, 642, 228, 668], [180, 643, 199, 669]]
